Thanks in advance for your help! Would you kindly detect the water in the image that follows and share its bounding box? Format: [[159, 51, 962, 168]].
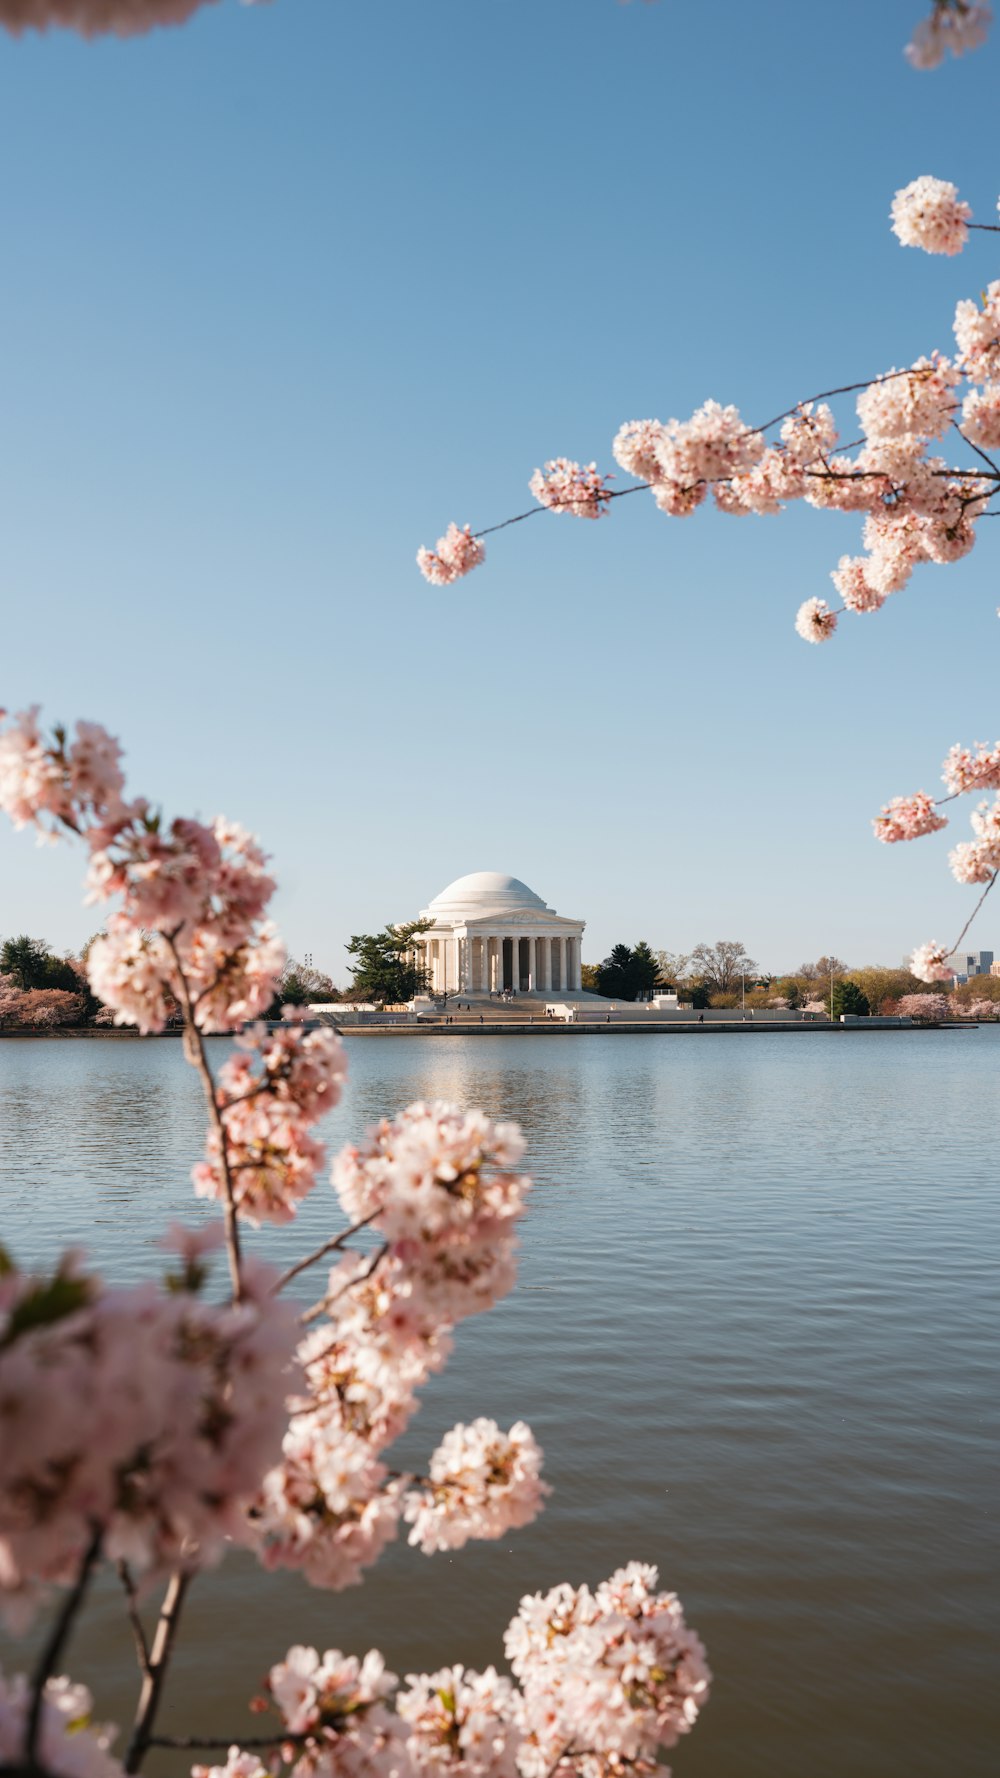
[[1, 1031, 997, 1778]]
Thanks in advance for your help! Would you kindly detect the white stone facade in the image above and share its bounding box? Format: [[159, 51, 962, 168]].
[[415, 872, 585, 995]]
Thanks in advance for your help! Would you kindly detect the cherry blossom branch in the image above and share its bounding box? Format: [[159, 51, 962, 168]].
[[22, 1526, 103, 1773], [164, 936, 242, 1302], [124, 1570, 190, 1775], [948, 870, 998, 954], [116, 1562, 152, 1681], [270, 1213, 378, 1295], [474, 481, 646, 539], [300, 1242, 389, 1332]]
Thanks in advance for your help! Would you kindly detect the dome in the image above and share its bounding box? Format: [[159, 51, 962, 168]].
[[424, 872, 549, 915]]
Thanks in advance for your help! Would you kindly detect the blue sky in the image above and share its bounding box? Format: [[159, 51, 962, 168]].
[[1, 0, 997, 977]]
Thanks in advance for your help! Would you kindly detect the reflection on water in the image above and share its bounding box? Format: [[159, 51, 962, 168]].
[[2, 1032, 999, 1778]]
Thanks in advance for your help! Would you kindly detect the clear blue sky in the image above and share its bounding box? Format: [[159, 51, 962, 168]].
[[1, 0, 996, 977]]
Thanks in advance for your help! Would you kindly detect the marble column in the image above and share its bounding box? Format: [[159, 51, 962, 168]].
[[539, 936, 551, 993]]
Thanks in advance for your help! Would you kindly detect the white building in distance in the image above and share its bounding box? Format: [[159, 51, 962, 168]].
[[415, 872, 585, 996]]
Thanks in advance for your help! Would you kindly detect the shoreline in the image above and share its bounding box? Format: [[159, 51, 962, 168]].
[[0, 1021, 974, 1040]]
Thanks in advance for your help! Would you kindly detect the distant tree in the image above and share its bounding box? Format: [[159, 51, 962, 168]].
[[780, 979, 803, 1009], [831, 980, 870, 1018], [0, 983, 86, 1028], [952, 972, 1000, 1006], [846, 966, 927, 1014], [596, 941, 664, 1002], [346, 919, 432, 1006], [596, 944, 636, 1000], [799, 955, 847, 983], [689, 939, 756, 995], [580, 963, 601, 992], [655, 949, 692, 987], [265, 958, 341, 1018], [1, 935, 54, 990], [898, 993, 950, 1022]]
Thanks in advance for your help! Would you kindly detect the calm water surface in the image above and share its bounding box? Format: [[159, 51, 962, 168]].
[[1, 1032, 997, 1778]]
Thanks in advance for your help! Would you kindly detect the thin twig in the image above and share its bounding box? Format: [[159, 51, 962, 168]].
[[952, 418, 1000, 479], [124, 1570, 191, 1775], [949, 872, 999, 957], [147, 1734, 312, 1751], [165, 936, 242, 1302], [301, 1243, 389, 1329], [116, 1562, 152, 1681], [270, 1213, 378, 1295], [23, 1527, 102, 1771]]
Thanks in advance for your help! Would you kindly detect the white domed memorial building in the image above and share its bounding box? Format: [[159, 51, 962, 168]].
[[415, 872, 585, 997]]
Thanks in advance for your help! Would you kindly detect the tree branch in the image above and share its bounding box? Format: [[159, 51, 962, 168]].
[[124, 1570, 190, 1775], [22, 1527, 102, 1772], [270, 1213, 378, 1295], [116, 1562, 152, 1681], [164, 937, 242, 1303]]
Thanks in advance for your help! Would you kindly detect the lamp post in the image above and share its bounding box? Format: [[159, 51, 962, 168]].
[[830, 960, 834, 1023]]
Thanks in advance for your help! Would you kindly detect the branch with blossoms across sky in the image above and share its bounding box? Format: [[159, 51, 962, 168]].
[[0, 707, 710, 1778], [418, 172, 1000, 984]]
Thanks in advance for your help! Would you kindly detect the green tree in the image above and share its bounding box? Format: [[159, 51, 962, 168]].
[[1, 935, 54, 990], [595, 941, 664, 1001], [580, 963, 601, 991], [346, 920, 432, 1005], [831, 979, 871, 1018]]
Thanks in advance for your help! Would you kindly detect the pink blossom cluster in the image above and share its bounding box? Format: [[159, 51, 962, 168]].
[[856, 356, 960, 441], [192, 1020, 347, 1226], [404, 1419, 549, 1554], [0, 1666, 122, 1778], [258, 1562, 709, 1778], [0, 0, 266, 37], [529, 460, 611, 519], [910, 943, 954, 983], [905, 2, 992, 68], [505, 1562, 710, 1777], [266, 1645, 409, 1778], [941, 738, 1000, 793], [0, 709, 285, 1035], [897, 992, 951, 1019], [192, 1752, 270, 1778], [794, 598, 837, 644], [397, 1664, 521, 1778], [961, 381, 1000, 446], [872, 792, 948, 843], [890, 175, 972, 254], [954, 281, 1000, 380], [949, 797, 1000, 880], [250, 1104, 537, 1590], [0, 1237, 298, 1625], [417, 524, 486, 587]]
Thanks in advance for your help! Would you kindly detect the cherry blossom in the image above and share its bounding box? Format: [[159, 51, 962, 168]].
[[397, 1665, 521, 1778], [191, 1751, 272, 1778], [910, 942, 955, 983], [872, 792, 948, 844], [960, 381, 1000, 446], [612, 418, 665, 483], [417, 524, 485, 587], [857, 357, 960, 442], [654, 400, 763, 484], [890, 175, 972, 254], [265, 1645, 410, 1778], [651, 477, 707, 517], [941, 739, 1000, 793], [779, 402, 838, 463], [0, 1667, 123, 1778], [0, 0, 267, 37], [0, 1245, 299, 1622], [403, 1419, 549, 1554], [529, 460, 611, 519], [954, 281, 1000, 380], [506, 1563, 710, 1778], [897, 991, 952, 1019], [905, 2, 992, 68], [794, 598, 837, 643], [831, 555, 886, 614]]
